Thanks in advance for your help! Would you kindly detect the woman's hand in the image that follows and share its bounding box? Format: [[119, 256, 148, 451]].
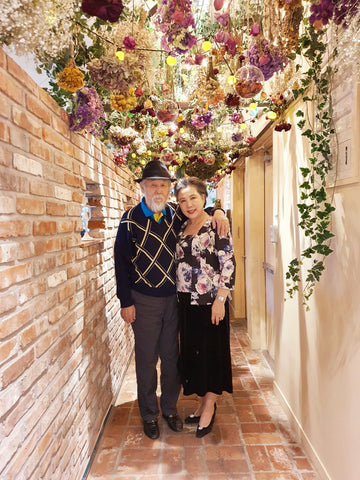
[[211, 298, 225, 325]]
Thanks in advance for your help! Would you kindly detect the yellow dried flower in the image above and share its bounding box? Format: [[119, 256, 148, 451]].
[[57, 59, 84, 92]]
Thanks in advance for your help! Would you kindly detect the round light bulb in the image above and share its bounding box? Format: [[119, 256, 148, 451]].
[[202, 41, 212, 52], [147, 150, 152, 156], [166, 55, 177, 66], [227, 75, 236, 85], [240, 123, 247, 130], [141, 159, 146, 165], [115, 51, 125, 61], [249, 103, 258, 110], [179, 127, 185, 133], [162, 142, 168, 148], [267, 111, 277, 120], [131, 153, 136, 158]]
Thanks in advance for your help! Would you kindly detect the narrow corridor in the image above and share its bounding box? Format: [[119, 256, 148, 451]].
[[86, 319, 319, 480]]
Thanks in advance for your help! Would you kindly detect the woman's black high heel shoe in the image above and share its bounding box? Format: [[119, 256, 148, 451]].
[[185, 413, 201, 424], [196, 403, 216, 438]]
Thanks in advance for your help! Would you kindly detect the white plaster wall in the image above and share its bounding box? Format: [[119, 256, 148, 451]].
[[272, 85, 360, 480]]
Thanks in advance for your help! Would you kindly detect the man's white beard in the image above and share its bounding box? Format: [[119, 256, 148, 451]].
[[149, 196, 167, 213]]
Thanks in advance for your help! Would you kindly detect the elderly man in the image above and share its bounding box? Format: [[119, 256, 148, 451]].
[[114, 160, 228, 440]]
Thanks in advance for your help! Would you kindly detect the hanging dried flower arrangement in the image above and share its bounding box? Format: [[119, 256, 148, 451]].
[[69, 86, 106, 137], [57, 58, 84, 92], [87, 53, 146, 93], [153, 0, 198, 55], [110, 89, 137, 111]]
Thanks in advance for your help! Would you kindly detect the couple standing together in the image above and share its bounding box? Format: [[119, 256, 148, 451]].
[[114, 160, 236, 439]]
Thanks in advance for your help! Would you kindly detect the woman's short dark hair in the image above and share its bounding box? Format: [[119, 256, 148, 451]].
[[174, 176, 208, 201]]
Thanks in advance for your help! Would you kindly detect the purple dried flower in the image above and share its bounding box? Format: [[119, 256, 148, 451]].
[[70, 86, 106, 137], [247, 41, 287, 80]]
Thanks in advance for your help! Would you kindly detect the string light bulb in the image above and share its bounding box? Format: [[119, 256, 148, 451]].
[[202, 40, 212, 52], [227, 75, 236, 85], [267, 111, 277, 120], [166, 55, 177, 66], [115, 51, 125, 61]]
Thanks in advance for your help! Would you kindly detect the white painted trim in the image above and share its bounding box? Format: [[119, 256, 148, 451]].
[[273, 381, 332, 480]]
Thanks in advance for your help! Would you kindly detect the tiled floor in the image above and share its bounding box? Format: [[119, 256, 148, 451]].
[[86, 319, 319, 480]]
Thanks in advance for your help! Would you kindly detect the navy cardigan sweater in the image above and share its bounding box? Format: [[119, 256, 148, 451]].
[[114, 201, 184, 307]]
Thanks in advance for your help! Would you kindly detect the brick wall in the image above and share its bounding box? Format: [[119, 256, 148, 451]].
[[0, 48, 139, 480]]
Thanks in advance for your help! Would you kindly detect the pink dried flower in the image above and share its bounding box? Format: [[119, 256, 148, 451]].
[[194, 54, 206, 65], [250, 24, 260, 36], [172, 8, 185, 23], [214, 31, 230, 43], [123, 36, 136, 50], [214, 12, 230, 27]]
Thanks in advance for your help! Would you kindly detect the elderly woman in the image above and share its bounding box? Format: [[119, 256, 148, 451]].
[[174, 176, 236, 438]]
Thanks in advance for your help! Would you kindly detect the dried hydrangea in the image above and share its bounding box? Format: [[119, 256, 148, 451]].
[[87, 54, 146, 93]]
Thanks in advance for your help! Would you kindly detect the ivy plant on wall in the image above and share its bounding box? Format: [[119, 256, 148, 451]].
[[285, 21, 337, 309]]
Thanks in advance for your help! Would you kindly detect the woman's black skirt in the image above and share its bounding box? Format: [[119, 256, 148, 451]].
[[177, 292, 233, 397]]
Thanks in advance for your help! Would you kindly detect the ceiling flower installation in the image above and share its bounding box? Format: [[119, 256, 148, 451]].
[[0, 0, 359, 185]]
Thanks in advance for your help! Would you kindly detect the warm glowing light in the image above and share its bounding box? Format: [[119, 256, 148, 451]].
[[267, 111, 277, 120], [166, 55, 177, 66], [162, 142, 168, 148], [179, 127, 185, 133], [46, 14, 56, 25], [147, 150, 152, 156], [131, 153, 136, 158], [115, 51, 125, 61], [168, 165, 173, 171], [141, 159, 146, 165], [227, 75, 236, 85], [249, 103, 258, 110], [202, 41, 212, 52], [240, 123, 247, 130]]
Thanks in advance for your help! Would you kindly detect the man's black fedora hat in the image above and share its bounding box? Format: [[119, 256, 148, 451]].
[[135, 160, 175, 183]]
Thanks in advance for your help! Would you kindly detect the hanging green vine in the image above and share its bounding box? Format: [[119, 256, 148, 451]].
[[286, 22, 336, 309]]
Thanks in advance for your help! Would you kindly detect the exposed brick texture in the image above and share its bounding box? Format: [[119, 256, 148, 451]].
[[0, 49, 139, 480]]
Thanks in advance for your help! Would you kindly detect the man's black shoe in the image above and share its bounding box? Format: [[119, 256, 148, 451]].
[[162, 414, 183, 432], [143, 420, 159, 439]]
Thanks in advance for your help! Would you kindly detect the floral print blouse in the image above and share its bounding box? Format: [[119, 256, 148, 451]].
[[176, 217, 236, 305]]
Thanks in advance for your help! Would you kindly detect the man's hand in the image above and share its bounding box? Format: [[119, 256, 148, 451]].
[[121, 305, 136, 324], [212, 209, 230, 237]]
